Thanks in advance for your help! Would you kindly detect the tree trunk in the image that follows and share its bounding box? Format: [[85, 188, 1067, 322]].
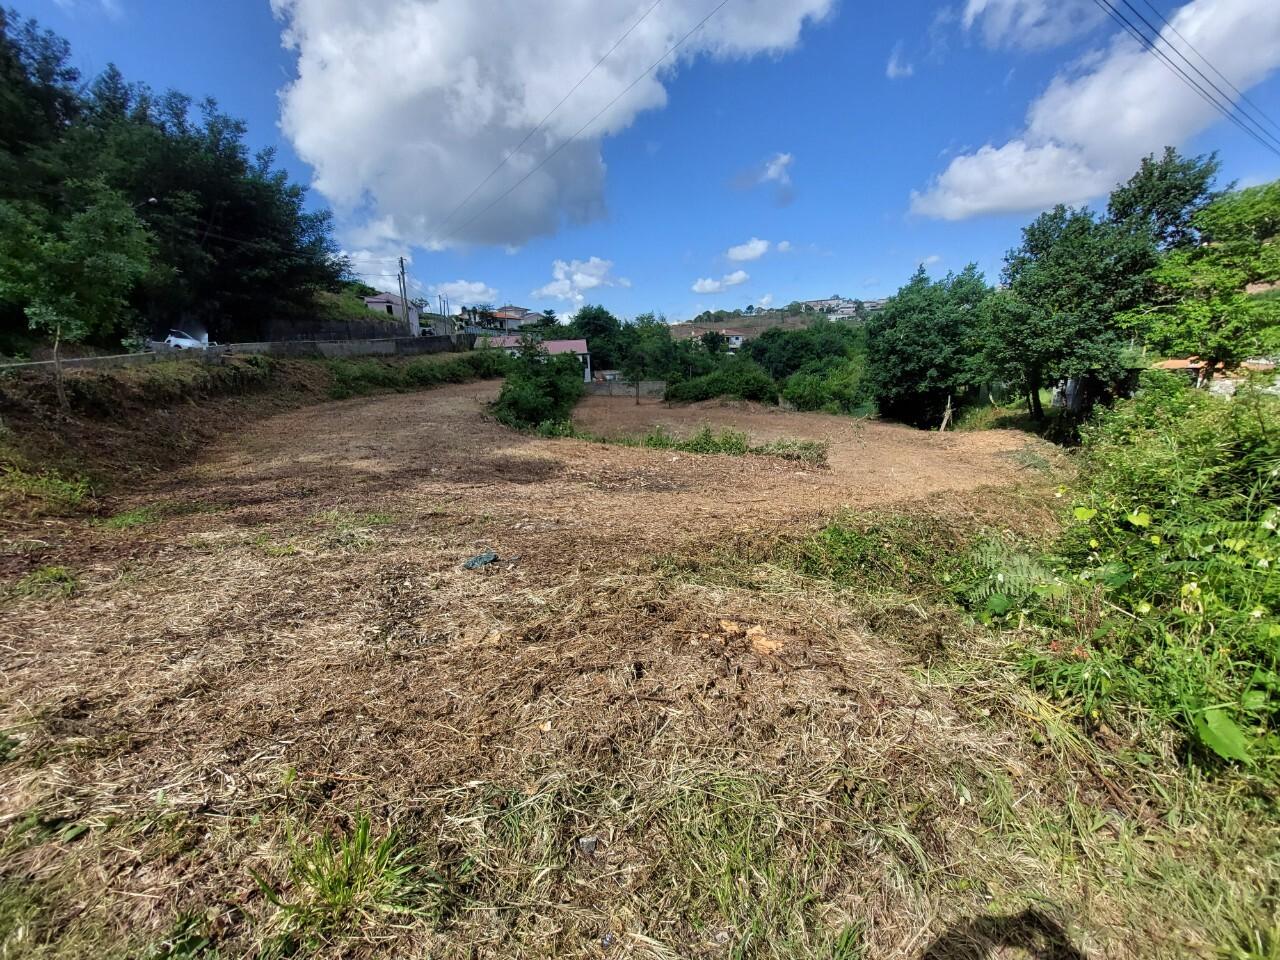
[[53, 322, 69, 411], [1027, 370, 1044, 421], [635, 379, 640, 405]]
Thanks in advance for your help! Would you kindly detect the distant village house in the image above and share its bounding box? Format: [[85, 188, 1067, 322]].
[[362, 292, 421, 336], [481, 335, 592, 382]]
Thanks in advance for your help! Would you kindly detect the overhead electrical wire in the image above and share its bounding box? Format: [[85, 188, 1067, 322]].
[[1087, 0, 1280, 160], [1115, 0, 1280, 152], [1135, 0, 1280, 140]]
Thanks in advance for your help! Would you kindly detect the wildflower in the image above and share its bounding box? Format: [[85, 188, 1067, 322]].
[[1136, 602, 1152, 615], [1251, 608, 1266, 619]]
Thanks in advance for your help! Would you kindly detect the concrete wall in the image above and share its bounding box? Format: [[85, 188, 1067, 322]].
[[0, 347, 228, 373], [0, 336, 475, 374], [227, 335, 475, 358], [586, 379, 666, 398], [264, 316, 410, 341]]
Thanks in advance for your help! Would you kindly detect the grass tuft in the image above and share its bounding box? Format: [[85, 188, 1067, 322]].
[[0, 466, 91, 514], [12, 565, 79, 599], [254, 814, 426, 956]]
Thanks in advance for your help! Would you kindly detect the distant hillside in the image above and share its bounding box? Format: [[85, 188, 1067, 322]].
[[668, 311, 849, 342]]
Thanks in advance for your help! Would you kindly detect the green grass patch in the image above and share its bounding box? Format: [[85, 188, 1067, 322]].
[[0, 466, 92, 514], [541, 423, 831, 467], [97, 501, 220, 529], [254, 814, 428, 956], [12, 566, 79, 599]]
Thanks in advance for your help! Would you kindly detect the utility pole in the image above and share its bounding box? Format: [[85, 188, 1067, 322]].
[[397, 256, 409, 330]]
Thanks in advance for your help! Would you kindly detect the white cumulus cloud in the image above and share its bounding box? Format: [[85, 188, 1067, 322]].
[[912, 0, 1280, 220], [272, 0, 833, 250], [760, 152, 794, 186], [886, 41, 914, 79], [726, 237, 771, 261], [962, 0, 1104, 49], [431, 279, 499, 306], [757, 293, 775, 308], [776, 240, 792, 252], [532, 257, 628, 305], [692, 269, 750, 294]]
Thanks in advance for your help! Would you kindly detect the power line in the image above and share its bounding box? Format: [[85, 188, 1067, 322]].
[[1116, 0, 1280, 151], [1088, 0, 1280, 161], [439, 0, 734, 247], [1135, 0, 1280, 140], [425, 0, 666, 246]]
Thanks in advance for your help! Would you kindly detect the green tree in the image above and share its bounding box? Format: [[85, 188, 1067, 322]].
[[1108, 147, 1224, 250], [700, 330, 727, 354], [0, 11, 347, 348], [563, 304, 623, 369], [0, 179, 153, 405], [867, 265, 989, 428], [1121, 179, 1280, 371], [996, 205, 1155, 415]]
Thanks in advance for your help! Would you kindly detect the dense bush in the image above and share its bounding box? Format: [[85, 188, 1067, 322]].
[[745, 323, 864, 381], [491, 347, 584, 428], [781, 356, 874, 415], [962, 371, 1280, 768], [664, 359, 778, 405], [327, 350, 510, 399]]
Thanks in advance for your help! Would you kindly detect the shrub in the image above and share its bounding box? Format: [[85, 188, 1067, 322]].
[[965, 371, 1280, 769], [781, 356, 874, 415], [665, 359, 778, 404], [492, 347, 584, 429], [327, 351, 510, 399]]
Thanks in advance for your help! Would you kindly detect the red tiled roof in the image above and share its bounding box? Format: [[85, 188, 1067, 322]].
[[482, 336, 588, 355]]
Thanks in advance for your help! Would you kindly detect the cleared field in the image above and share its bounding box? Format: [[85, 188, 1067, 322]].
[[1, 385, 1262, 959]]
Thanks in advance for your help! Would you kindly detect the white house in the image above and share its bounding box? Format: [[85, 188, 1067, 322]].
[[482, 335, 592, 382], [492, 305, 544, 331], [363, 292, 421, 336]]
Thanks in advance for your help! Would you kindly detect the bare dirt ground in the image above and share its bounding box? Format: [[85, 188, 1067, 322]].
[[3, 384, 1200, 959]]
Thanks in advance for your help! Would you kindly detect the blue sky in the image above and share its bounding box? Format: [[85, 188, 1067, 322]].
[[29, 0, 1280, 321]]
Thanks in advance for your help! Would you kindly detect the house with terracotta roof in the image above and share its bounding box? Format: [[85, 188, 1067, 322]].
[[1152, 356, 1278, 395], [491, 305, 544, 331], [480, 335, 592, 382]]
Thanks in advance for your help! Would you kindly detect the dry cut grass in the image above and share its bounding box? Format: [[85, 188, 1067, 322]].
[[0, 387, 1272, 959]]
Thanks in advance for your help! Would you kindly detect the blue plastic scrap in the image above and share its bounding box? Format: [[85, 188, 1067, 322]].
[[462, 549, 499, 570]]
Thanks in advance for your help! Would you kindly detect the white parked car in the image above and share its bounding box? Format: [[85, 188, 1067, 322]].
[[163, 330, 211, 350]]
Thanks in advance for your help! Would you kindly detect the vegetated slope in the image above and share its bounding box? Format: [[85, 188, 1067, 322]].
[[0, 352, 506, 527], [3, 384, 1273, 959]]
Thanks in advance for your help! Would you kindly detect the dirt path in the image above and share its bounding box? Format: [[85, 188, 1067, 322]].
[[149, 383, 1040, 566], [3, 385, 1102, 960]]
